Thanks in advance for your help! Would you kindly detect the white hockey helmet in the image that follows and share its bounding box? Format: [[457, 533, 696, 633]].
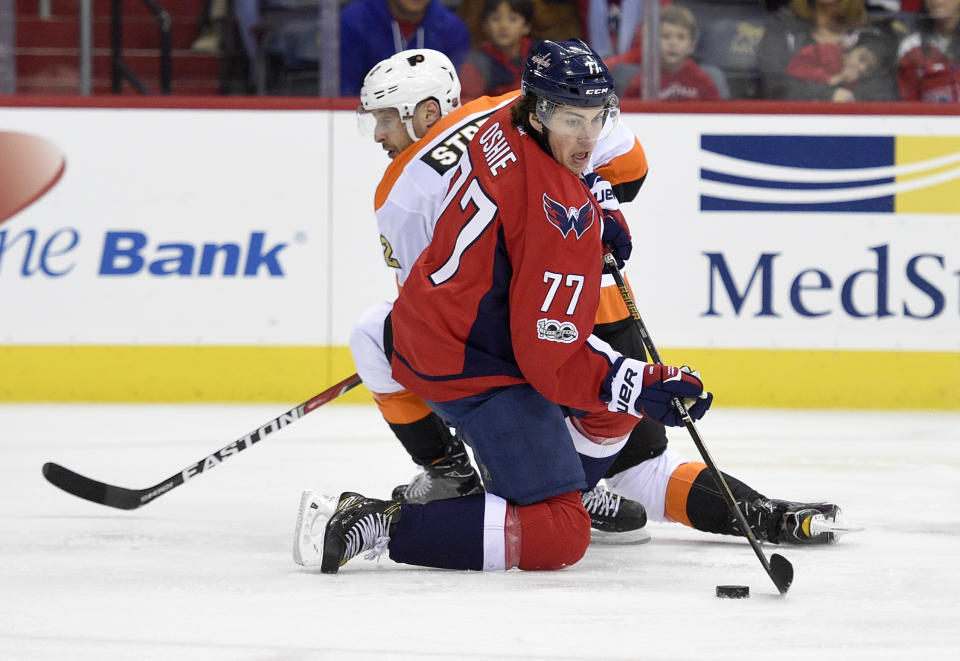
[[359, 49, 461, 142]]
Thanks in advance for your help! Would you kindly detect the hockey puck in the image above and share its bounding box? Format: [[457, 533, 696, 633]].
[[716, 585, 750, 599]]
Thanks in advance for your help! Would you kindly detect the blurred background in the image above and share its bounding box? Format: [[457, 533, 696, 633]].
[[1, 0, 953, 101]]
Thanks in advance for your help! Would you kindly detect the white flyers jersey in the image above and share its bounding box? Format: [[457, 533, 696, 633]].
[[372, 90, 648, 289], [374, 92, 518, 288]]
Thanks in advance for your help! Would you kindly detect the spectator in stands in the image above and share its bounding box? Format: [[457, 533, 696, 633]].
[[232, 0, 259, 88], [580, 0, 673, 61], [785, 26, 896, 99], [458, 0, 583, 44], [585, 0, 644, 58], [897, 0, 960, 100], [340, 0, 472, 96], [191, 0, 225, 53], [764, 0, 922, 12], [619, 4, 721, 100], [459, 0, 536, 97], [757, 0, 899, 100], [531, 0, 585, 40]]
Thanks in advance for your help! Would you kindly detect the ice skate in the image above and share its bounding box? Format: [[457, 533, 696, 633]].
[[582, 484, 651, 545], [391, 434, 484, 504], [316, 491, 402, 574], [740, 499, 863, 545], [292, 490, 338, 567]]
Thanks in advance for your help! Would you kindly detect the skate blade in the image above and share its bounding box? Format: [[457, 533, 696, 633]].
[[810, 514, 865, 540], [292, 491, 336, 567], [590, 527, 652, 545]]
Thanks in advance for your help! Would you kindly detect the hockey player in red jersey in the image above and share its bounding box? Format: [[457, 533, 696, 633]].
[[295, 40, 713, 573], [294, 43, 856, 575], [344, 47, 650, 539]]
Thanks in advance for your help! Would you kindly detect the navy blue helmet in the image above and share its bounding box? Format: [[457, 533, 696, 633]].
[[521, 38, 616, 107]]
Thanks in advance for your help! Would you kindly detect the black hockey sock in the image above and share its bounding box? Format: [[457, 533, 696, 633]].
[[388, 413, 454, 466], [686, 469, 765, 536]]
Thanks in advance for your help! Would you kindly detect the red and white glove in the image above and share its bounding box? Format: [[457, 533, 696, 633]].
[[603, 358, 713, 427]]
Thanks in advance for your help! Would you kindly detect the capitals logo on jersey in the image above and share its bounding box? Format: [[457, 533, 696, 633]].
[[543, 194, 595, 239]]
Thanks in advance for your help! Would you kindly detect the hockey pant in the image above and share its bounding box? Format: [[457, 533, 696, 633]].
[[388, 384, 636, 571]]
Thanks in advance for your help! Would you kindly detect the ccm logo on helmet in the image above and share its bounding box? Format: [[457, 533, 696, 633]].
[[585, 88, 609, 95]]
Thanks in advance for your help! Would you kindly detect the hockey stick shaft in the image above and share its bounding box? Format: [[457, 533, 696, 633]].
[[42, 372, 363, 511], [603, 254, 793, 594]]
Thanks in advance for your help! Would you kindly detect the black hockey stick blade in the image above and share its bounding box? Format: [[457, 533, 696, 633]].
[[769, 553, 794, 595], [41, 373, 362, 510], [42, 462, 144, 510]]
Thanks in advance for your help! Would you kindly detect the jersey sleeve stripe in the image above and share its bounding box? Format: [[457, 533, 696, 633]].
[[595, 137, 648, 187]]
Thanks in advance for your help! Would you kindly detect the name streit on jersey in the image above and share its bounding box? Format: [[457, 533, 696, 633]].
[[421, 111, 495, 175], [478, 122, 517, 176]]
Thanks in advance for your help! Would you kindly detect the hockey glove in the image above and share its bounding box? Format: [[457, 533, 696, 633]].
[[600, 208, 632, 269], [583, 172, 632, 269], [603, 358, 713, 427]]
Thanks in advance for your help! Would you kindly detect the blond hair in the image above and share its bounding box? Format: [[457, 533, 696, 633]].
[[661, 5, 700, 44]]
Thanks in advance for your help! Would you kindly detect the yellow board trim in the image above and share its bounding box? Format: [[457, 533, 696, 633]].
[[1, 345, 958, 409], [658, 348, 960, 410], [0, 345, 369, 403]]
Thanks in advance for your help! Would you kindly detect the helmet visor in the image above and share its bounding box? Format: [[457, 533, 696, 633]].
[[535, 96, 620, 143], [356, 106, 404, 137]]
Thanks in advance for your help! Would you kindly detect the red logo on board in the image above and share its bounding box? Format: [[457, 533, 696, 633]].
[[0, 131, 66, 225]]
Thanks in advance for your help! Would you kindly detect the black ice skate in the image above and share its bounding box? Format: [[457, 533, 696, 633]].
[[583, 484, 650, 545], [391, 434, 484, 504], [739, 499, 862, 545], [317, 491, 401, 574]]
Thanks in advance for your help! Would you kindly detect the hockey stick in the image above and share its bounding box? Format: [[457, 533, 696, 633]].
[[42, 372, 363, 511], [603, 254, 793, 595]]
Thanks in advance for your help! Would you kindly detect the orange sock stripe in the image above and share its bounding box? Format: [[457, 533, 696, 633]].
[[664, 462, 707, 527], [371, 389, 434, 425]]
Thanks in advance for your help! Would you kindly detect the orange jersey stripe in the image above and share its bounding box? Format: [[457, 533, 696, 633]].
[[595, 137, 648, 187], [371, 388, 434, 425], [664, 461, 707, 527]]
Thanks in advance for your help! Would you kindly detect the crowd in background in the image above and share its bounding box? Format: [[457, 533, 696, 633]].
[[198, 0, 960, 101]]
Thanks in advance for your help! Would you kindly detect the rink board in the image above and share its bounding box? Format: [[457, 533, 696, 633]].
[[0, 99, 958, 408]]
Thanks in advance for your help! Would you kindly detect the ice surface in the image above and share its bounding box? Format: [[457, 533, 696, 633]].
[[2, 403, 958, 660]]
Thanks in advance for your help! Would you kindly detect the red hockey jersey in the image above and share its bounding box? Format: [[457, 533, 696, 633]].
[[623, 60, 721, 101], [391, 104, 621, 411], [897, 32, 960, 102]]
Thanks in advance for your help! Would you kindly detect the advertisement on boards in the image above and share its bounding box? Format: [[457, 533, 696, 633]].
[[616, 113, 959, 359], [1, 104, 957, 406]]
